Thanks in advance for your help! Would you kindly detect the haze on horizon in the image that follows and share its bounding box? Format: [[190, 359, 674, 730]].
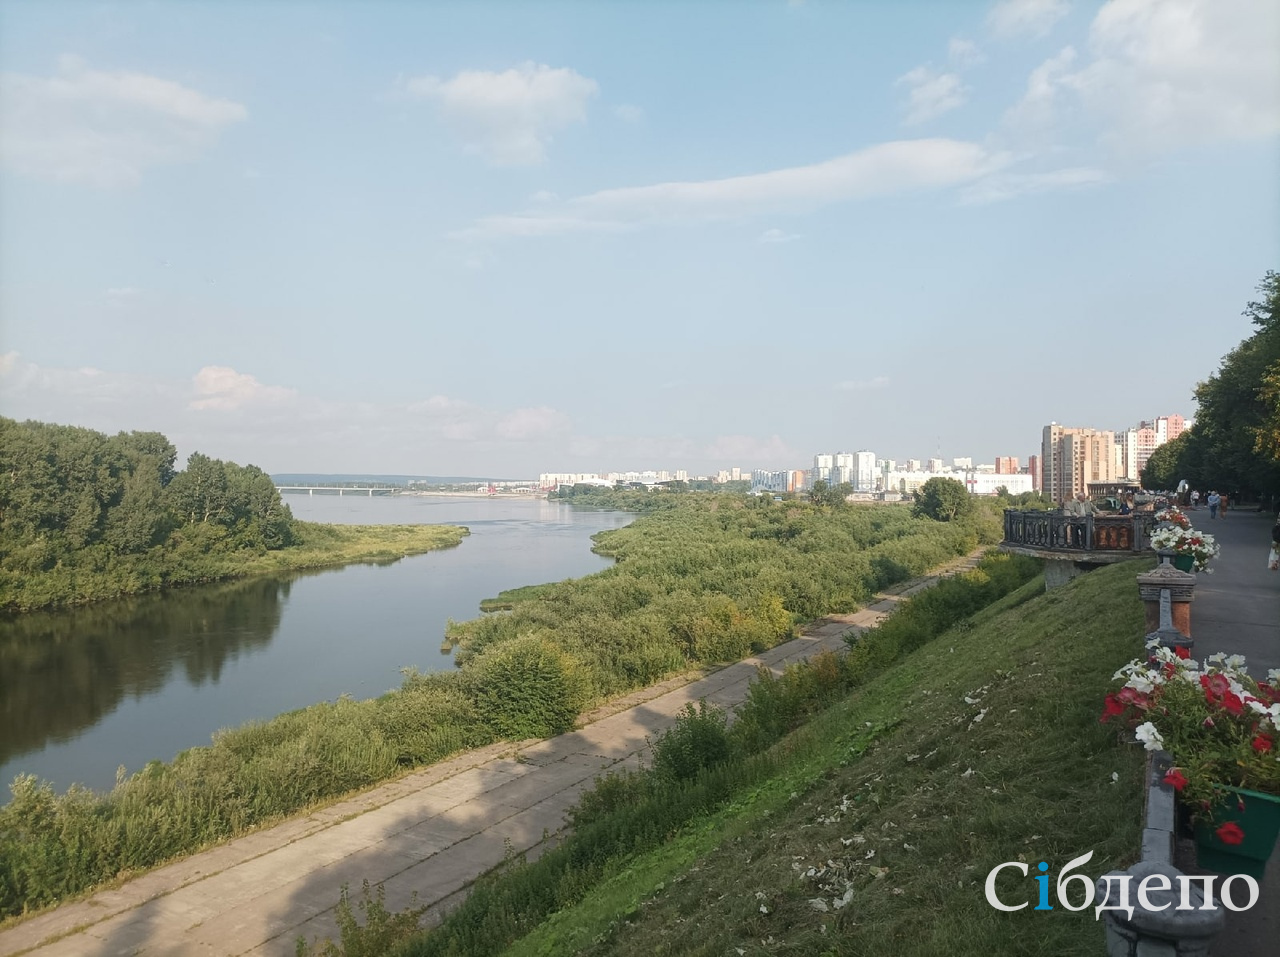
[[1, 0, 1277, 478]]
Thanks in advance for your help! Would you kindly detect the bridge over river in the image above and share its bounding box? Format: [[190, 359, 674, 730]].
[[275, 486, 398, 496]]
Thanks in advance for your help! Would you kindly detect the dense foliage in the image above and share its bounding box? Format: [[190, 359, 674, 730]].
[[446, 494, 1001, 699], [911, 476, 973, 521], [0, 494, 996, 917], [0, 419, 466, 611], [1141, 272, 1280, 504], [0, 419, 292, 610]]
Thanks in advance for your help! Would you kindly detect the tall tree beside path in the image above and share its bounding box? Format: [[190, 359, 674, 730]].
[[1141, 271, 1280, 505]]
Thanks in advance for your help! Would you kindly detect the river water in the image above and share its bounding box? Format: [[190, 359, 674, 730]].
[[0, 495, 630, 794]]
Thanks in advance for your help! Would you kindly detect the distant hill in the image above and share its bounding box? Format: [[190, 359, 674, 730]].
[[270, 473, 528, 486]]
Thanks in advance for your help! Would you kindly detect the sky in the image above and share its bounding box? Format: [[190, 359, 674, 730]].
[[1, 0, 1277, 478]]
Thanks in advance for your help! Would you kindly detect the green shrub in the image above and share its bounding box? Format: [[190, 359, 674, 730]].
[[466, 635, 590, 739], [650, 701, 733, 782]]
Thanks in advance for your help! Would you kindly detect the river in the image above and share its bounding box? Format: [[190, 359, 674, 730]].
[[0, 495, 631, 794]]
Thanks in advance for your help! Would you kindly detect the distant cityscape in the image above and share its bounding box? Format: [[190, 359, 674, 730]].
[[536, 414, 1189, 506]]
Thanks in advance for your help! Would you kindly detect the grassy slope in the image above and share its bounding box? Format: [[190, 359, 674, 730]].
[[499, 561, 1151, 957]]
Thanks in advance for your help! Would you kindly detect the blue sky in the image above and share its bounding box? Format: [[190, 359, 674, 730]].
[[1, 0, 1277, 477]]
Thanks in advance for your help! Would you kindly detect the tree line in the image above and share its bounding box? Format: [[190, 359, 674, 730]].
[[1142, 271, 1280, 505], [1, 418, 294, 609]]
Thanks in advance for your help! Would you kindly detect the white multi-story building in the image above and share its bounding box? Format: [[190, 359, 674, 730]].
[[812, 453, 834, 487], [953, 457, 973, 470], [750, 469, 791, 493], [964, 472, 1034, 496], [855, 450, 877, 492]]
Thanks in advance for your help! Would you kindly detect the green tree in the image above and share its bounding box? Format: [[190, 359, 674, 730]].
[[1182, 272, 1280, 500], [912, 477, 973, 522]]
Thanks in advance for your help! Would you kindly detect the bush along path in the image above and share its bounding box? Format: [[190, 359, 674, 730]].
[[0, 549, 1005, 957]]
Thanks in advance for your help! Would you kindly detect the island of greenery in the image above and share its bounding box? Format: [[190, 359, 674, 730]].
[[0, 418, 469, 613]]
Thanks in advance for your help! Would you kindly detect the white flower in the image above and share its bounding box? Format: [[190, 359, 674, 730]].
[[1135, 722, 1165, 751], [1126, 675, 1156, 694], [1208, 653, 1227, 664], [1225, 655, 1248, 672], [1267, 669, 1280, 684]]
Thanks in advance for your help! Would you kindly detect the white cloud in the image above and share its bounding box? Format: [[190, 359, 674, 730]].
[[948, 38, 986, 67], [0, 55, 246, 187], [405, 62, 598, 165], [458, 138, 1012, 239], [1002, 45, 1078, 139], [988, 0, 1071, 40], [959, 167, 1113, 204], [758, 228, 801, 244], [896, 67, 969, 125], [1004, 0, 1280, 152], [189, 366, 297, 411], [613, 104, 644, 124], [495, 406, 571, 441], [835, 376, 891, 392]]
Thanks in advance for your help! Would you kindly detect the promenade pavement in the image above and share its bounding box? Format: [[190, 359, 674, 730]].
[[1173, 507, 1280, 956], [0, 551, 985, 957]]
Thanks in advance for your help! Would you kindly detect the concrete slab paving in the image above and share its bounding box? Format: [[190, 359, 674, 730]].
[[0, 550, 984, 957]]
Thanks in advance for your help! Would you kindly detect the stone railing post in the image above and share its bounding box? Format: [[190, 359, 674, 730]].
[[1136, 564, 1197, 652], [1098, 750, 1224, 956]]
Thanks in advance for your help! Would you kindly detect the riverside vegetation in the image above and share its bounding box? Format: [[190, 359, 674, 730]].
[[0, 481, 998, 919], [0, 418, 468, 612], [305, 555, 1147, 957]]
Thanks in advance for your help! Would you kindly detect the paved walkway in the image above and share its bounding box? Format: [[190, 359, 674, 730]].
[[1173, 508, 1280, 956], [1188, 507, 1279, 674], [0, 552, 985, 957]]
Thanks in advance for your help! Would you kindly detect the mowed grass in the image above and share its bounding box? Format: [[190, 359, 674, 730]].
[[495, 561, 1150, 957]]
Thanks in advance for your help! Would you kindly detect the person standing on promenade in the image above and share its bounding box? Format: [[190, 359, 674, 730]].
[[1191, 489, 1200, 509], [1207, 490, 1221, 519], [1220, 492, 1229, 517]]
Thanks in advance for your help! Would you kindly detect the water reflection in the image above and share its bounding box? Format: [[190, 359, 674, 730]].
[[0, 497, 630, 793], [0, 575, 301, 766]]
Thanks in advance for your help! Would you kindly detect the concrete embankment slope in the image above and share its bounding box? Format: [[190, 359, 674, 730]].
[[0, 551, 985, 957]]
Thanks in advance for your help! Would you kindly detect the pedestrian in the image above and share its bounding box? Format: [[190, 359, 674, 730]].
[[1207, 490, 1220, 519], [1220, 492, 1229, 517], [1190, 489, 1200, 509], [1270, 519, 1280, 571]]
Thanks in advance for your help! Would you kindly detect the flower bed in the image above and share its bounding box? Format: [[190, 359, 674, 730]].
[[1148, 524, 1220, 572], [1103, 645, 1280, 831]]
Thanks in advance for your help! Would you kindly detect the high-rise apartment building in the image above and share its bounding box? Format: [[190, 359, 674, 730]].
[[811, 453, 833, 487], [832, 451, 855, 486], [1042, 424, 1117, 504], [855, 450, 877, 491], [994, 456, 1019, 474], [1027, 454, 1040, 491]]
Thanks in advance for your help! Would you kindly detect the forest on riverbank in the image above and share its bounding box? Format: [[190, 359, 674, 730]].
[[0, 491, 999, 919], [0, 418, 467, 612]]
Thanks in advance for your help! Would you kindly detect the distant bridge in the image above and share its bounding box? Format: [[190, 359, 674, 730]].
[[275, 486, 398, 496]]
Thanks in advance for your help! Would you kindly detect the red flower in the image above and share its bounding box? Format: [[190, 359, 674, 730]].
[[1202, 716, 1216, 729], [1221, 692, 1244, 717], [1252, 735, 1274, 754], [1100, 694, 1126, 723], [1117, 687, 1151, 709], [1174, 645, 1191, 660], [1256, 683, 1277, 704], [1201, 674, 1230, 697], [1163, 768, 1188, 792], [1215, 822, 1245, 846], [1163, 662, 1177, 679]]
